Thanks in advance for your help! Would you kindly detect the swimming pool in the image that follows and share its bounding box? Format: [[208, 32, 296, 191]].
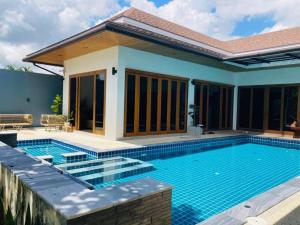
[[18, 140, 97, 164], [17, 136, 300, 225]]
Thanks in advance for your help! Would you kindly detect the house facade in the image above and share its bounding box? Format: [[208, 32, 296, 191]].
[[24, 8, 300, 140]]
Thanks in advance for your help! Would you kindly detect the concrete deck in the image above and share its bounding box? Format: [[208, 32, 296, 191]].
[[7, 127, 295, 152], [13, 127, 246, 151]]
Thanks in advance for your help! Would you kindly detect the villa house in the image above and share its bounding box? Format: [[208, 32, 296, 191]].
[[24, 7, 300, 140]]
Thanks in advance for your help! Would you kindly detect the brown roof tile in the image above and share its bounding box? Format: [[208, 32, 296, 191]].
[[113, 8, 300, 54], [112, 7, 230, 52], [226, 27, 300, 53]]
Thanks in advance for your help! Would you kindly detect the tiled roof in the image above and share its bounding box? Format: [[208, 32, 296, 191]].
[[112, 8, 300, 54], [226, 27, 300, 53], [23, 7, 300, 65], [110, 8, 230, 52]]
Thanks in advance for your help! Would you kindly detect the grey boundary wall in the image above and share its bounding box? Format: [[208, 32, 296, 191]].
[[0, 69, 63, 126], [0, 141, 172, 225]]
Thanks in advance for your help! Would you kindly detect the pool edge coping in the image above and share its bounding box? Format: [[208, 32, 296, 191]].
[[17, 135, 300, 224]]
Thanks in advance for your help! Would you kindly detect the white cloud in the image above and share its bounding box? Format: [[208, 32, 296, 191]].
[[0, 41, 35, 67], [1, 0, 300, 72], [0, 0, 121, 71]]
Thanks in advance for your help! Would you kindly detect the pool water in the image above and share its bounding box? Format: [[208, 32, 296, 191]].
[[94, 143, 300, 225], [19, 143, 96, 164]]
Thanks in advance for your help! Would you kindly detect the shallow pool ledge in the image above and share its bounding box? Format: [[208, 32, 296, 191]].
[[0, 142, 172, 225]]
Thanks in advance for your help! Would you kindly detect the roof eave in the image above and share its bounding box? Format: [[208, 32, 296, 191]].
[[23, 22, 109, 63]]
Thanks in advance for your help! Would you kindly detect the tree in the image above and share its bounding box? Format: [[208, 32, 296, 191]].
[[50, 94, 62, 115], [4, 64, 32, 72]]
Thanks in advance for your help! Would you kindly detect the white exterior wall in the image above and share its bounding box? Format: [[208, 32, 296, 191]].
[[62, 44, 300, 140], [63, 46, 119, 140], [117, 46, 236, 138], [235, 66, 300, 86]]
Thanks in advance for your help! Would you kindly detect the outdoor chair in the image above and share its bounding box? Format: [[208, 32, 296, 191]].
[[40, 114, 67, 131], [0, 114, 33, 131]]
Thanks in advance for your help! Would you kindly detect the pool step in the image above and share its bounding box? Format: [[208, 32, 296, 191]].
[[78, 162, 154, 184], [61, 151, 87, 163], [67, 158, 141, 177], [36, 155, 53, 163], [56, 156, 124, 170]]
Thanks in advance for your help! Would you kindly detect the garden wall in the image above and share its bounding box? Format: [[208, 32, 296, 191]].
[[0, 69, 63, 126]]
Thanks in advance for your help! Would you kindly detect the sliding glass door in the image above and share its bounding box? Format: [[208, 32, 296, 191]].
[[268, 87, 282, 130], [94, 73, 105, 133], [194, 81, 233, 130], [238, 87, 265, 130], [69, 77, 78, 127], [125, 69, 188, 136], [238, 85, 299, 133], [69, 70, 106, 135], [79, 75, 94, 131]]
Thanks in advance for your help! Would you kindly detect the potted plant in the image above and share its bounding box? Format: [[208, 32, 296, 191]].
[[64, 111, 74, 132], [188, 104, 203, 136], [188, 104, 200, 126]]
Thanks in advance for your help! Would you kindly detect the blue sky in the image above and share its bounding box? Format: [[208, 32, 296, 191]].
[[232, 15, 276, 37], [0, 0, 299, 68]]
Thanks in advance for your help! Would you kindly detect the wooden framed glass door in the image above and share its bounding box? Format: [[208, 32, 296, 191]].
[[69, 70, 106, 135], [194, 81, 233, 130], [237, 84, 299, 134], [124, 69, 188, 136]]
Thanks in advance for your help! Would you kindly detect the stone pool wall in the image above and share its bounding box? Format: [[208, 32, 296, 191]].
[[0, 141, 172, 225], [67, 189, 172, 225], [0, 142, 67, 225]]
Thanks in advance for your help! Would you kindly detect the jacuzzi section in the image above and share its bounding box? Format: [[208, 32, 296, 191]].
[[0, 141, 172, 225]]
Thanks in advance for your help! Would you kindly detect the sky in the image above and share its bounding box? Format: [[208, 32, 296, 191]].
[[1, 0, 300, 71]]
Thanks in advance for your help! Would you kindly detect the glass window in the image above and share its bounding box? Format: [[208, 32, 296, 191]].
[[268, 87, 282, 130], [170, 81, 177, 130], [252, 88, 264, 130], [179, 81, 186, 130], [160, 80, 168, 131], [95, 74, 105, 130], [126, 75, 135, 133], [139, 77, 148, 132], [283, 86, 298, 131], [79, 75, 94, 130], [239, 88, 251, 128], [202, 85, 208, 128], [227, 88, 233, 128], [238, 88, 251, 128], [150, 79, 158, 132], [208, 85, 220, 130], [194, 83, 201, 126], [221, 88, 227, 128], [69, 78, 77, 126]]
